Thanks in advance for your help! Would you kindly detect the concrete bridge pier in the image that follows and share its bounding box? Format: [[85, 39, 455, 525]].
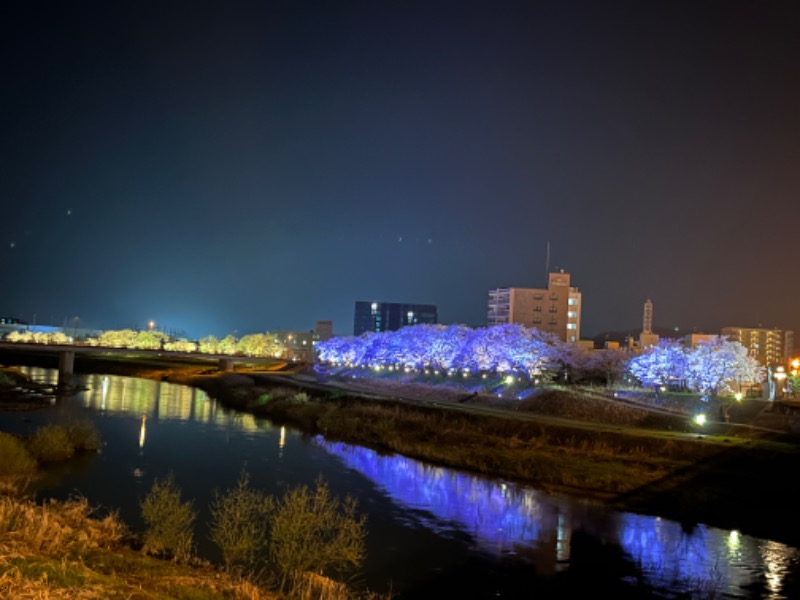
[[219, 358, 234, 372], [58, 350, 75, 386]]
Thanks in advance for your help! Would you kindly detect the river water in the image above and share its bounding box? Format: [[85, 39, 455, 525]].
[[2, 367, 799, 599]]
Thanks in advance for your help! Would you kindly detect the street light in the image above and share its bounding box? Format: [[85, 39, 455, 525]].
[[774, 366, 787, 400], [148, 320, 155, 331]]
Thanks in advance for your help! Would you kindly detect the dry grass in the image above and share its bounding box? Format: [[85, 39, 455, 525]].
[[0, 495, 280, 599], [0, 493, 384, 600], [0, 496, 126, 555]]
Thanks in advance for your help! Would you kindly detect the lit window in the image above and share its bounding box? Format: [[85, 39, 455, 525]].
[[568, 298, 578, 306], [568, 311, 577, 318], [567, 323, 576, 330]]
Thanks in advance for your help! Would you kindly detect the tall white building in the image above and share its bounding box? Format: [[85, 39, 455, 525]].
[[487, 270, 581, 342], [639, 299, 659, 348]]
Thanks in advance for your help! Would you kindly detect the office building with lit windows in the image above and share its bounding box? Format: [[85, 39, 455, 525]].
[[353, 301, 438, 336], [487, 270, 581, 342], [720, 326, 794, 368]]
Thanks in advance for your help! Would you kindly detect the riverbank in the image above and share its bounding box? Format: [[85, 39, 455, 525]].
[[0, 494, 278, 600], [3, 350, 800, 551]]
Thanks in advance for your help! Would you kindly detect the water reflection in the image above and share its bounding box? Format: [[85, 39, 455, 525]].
[[139, 415, 146, 448], [22, 368, 272, 434], [317, 439, 800, 598]]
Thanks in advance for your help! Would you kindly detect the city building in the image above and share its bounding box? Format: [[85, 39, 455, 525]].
[[353, 301, 438, 336], [720, 326, 794, 368], [274, 330, 320, 362], [315, 320, 333, 341], [683, 333, 719, 347], [487, 269, 581, 342]]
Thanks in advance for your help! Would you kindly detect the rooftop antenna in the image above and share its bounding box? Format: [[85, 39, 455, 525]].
[[544, 241, 550, 283]]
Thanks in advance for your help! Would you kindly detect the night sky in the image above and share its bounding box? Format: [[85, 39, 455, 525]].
[[3, 1, 799, 340]]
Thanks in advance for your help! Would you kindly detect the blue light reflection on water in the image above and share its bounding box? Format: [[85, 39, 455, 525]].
[[315, 439, 800, 598], [8, 367, 800, 599]]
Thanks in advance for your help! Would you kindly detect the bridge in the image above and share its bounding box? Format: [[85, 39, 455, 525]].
[[0, 341, 287, 384]]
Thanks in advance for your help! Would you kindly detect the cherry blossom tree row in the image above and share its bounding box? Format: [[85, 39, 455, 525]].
[[627, 337, 765, 397]]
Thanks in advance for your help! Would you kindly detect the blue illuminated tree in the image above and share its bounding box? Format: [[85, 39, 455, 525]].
[[685, 337, 765, 399], [314, 323, 559, 380], [429, 325, 471, 372], [627, 337, 764, 399], [626, 339, 688, 393]]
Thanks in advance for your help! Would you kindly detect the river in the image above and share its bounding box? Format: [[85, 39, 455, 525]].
[[2, 367, 799, 599]]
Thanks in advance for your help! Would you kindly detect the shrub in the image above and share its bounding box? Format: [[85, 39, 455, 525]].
[[209, 468, 274, 573], [140, 472, 197, 563], [268, 476, 366, 590], [66, 419, 103, 451], [0, 431, 37, 483], [26, 424, 75, 463]]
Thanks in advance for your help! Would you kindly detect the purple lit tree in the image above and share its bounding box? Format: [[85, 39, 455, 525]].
[[314, 323, 560, 380], [685, 337, 765, 399], [626, 339, 688, 393], [544, 335, 591, 383], [428, 325, 471, 372]]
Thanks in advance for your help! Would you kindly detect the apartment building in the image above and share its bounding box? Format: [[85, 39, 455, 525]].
[[487, 270, 581, 342], [720, 326, 794, 368]]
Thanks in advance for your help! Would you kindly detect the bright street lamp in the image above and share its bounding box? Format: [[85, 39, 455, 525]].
[[774, 366, 787, 399]]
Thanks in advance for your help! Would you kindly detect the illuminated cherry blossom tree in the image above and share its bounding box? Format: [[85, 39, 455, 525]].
[[587, 347, 632, 386], [685, 337, 765, 398], [627, 337, 764, 398], [626, 339, 688, 393], [314, 323, 558, 379]]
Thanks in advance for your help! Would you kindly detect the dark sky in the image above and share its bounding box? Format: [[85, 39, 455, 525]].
[[3, 1, 799, 340]]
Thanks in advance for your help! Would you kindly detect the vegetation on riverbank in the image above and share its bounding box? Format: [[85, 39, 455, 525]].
[[0, 471, 380, 600], [1, 443, 381, 600], [0, 419, 102, 495], [0, 495, 276, 600]]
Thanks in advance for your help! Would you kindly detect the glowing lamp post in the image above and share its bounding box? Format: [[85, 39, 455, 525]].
[[774, 366, 787, 400]]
